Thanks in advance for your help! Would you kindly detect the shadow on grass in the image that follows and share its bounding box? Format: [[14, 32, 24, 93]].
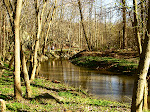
[[34, 93, 56, 100], [29, 93, 60, 104], [0, 94, 13, 101], [31, 83, 89, 97], [0, 78, 13, 85], [31, 83, 69, 92]]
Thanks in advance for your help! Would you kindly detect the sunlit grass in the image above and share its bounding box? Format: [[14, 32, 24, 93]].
[[6, 102, 30, 111], [57, 91, 121, 107], [71, 56, 138, 75]]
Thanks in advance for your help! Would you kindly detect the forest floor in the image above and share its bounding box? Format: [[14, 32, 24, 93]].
[[70, 49, 139, 75], [0, 64, 131, 112]]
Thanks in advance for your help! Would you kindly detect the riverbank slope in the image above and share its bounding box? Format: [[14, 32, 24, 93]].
[[70, 50, 139, 75]]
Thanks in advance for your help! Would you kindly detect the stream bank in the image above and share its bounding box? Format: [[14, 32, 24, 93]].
[[70, 50, 139, 75]]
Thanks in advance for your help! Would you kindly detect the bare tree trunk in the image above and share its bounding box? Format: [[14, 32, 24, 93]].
[[122, 0, 127, 49], [143, 80, 148, 111], [14, 0, 23, 100], [131, 1, 150, 111], [42, 0, 57, 55], [94, 7, 97, 49], [30, 0, 47, 81], [35, 60, 40, 77], [30, 0, 40, 81], [0, 12, 2, 62], [2, 0, 20, 99], [2, 13, 6, 62], [79, 21, 81, 49], [88, 1, 93, 50], [21, 45, 32, 98], [119, 31, 122, 49], [8, 54, 14, 69], [140, 0, 145, 45], [100, 0, 103, 49], [133, 0, 148, 110], [28, 55, 33, 78], [133, 0, 142, 55], [78, 0, 91, 51]]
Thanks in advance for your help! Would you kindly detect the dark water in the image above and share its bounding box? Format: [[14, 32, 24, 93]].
[[39, 59, 136, 103]]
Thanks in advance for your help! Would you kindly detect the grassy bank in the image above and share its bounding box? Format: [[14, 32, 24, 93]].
[[70, 56, 138, 75], [0, 66, 130, 111]]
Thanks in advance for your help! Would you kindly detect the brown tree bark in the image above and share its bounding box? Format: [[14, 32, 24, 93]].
[[42, 0, 57, 55], [133, 0, 142, 55], [78, 0, 91, 51], [13, 0, 23, 100], [143, 81, 148, 111], [3, 0, 14, 31], [140, 0, 145, 44], [2, 13, 6, 62], [30, 0, 47, 81], [133, 1, 147, 110], [8, 54, 14, 69], [21, 45, 32, 98], [3, 0, 14, 70], [131, 0, 150, 111], [0, 11, 2, 62], [122, 0, 127, 49], [30, 0, 40, 81]]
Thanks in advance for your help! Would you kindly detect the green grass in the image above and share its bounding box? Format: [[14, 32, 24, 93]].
[[3, 63, 14, 71], [57, 91, 122, 107], [6, 102, 30, 111], [71, 56, 138, 75]]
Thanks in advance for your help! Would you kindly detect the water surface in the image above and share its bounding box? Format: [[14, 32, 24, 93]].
[[39, 59, 135, 103]]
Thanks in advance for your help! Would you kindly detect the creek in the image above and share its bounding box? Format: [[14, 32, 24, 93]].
[[39, 59, 137, 103]]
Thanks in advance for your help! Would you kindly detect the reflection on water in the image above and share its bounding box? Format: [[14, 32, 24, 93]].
[[39, 59, 135, 103]]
